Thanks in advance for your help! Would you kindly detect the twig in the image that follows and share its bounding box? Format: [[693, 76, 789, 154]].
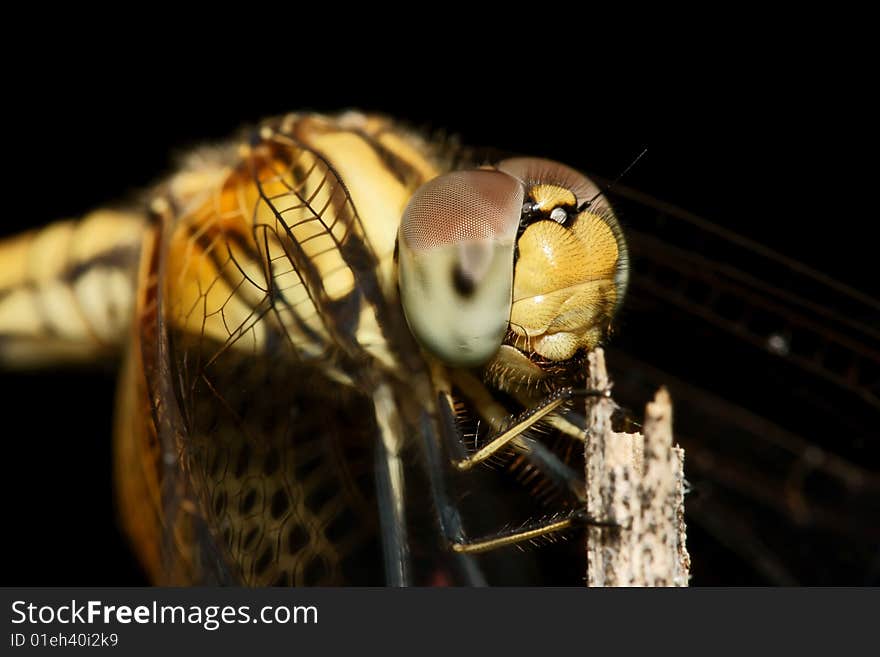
[[585, 348, 690, 586]]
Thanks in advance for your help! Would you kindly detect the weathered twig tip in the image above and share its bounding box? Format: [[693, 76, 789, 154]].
[[585, 352, 689, 586]]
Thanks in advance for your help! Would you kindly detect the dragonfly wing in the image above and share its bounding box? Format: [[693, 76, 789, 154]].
[[119, 121, 428, 584], [605, 183, 880, 584]]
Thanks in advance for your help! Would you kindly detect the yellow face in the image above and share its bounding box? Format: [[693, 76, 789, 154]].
[[397, 157, 628, 374], [507, 171, 628, 362]]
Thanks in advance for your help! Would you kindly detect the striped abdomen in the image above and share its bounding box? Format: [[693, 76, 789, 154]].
[[0, 210, 145, 367]]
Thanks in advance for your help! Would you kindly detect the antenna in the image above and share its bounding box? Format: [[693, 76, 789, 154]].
[[579, 147, 648, 211]]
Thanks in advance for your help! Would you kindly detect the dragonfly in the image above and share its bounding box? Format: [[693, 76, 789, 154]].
[[0, 111, 877, 585]]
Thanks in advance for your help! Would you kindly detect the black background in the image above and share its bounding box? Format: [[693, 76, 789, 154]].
[[0, 24, 872, 585]]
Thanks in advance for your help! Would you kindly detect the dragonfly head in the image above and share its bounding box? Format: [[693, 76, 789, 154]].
[[397, 158, 628, 371]]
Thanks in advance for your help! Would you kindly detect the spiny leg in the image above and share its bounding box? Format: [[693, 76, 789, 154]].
[[428, 392, 614, 556], [450, 510, 614, 555], [446, 385, 610, 471], [438, 391, 586, 502], [453, 392, 569, 471]]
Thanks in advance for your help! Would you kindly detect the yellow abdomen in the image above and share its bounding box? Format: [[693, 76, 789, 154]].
[[0, 209, 146, 367]]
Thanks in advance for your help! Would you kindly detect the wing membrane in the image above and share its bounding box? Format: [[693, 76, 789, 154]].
[[139, 122, 411, 584], [601, 182, 880, 584]]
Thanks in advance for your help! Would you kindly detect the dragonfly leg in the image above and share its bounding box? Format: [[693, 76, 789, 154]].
[[446, 387, 610, 471], [425, 393, 615, 557], [419, 412, 488, 585], [373, 383, 411, 587], [438, 391, 588, 501], [449, 510, 615, 555]]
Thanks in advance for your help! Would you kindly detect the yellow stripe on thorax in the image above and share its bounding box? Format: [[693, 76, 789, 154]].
[[161, 113, 448, 379], [295, 114, 442, 294]]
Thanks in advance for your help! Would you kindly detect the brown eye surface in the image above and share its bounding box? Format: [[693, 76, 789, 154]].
[[398, 170, 523, 367], [399, 170, 523, 251]]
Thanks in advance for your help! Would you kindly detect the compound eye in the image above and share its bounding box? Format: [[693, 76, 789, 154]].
[[398, 170, 524, 367], [498, 157, 605, 210]]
